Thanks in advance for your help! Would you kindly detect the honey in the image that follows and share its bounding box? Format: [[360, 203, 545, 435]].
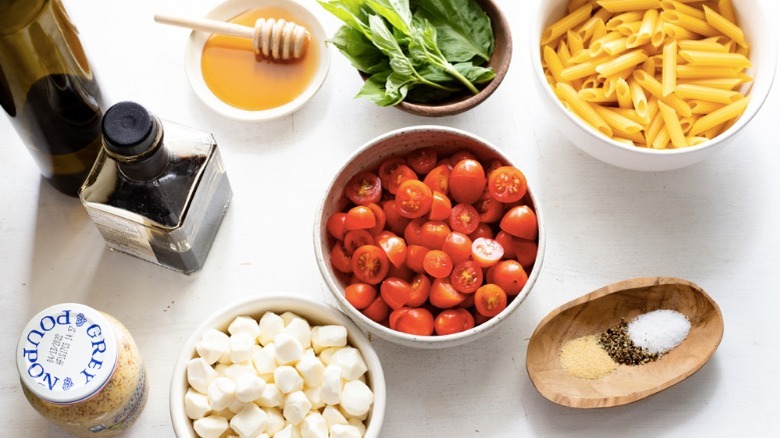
[[201, 7, 319, 111]]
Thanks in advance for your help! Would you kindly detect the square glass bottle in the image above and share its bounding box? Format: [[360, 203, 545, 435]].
[[79, 101, 232, 274]]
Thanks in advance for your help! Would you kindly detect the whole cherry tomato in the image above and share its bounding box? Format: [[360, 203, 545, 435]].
[[449, 159, 486, 204], [441, 232, 473, 265], [488, 260, 527, 295], [419, 220, 451, 250]]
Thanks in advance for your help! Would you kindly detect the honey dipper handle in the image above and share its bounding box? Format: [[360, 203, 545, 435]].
[[154, 13, 254, 39]]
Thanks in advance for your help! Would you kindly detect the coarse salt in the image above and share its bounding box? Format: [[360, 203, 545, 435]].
[[627, 309, 690, 354]]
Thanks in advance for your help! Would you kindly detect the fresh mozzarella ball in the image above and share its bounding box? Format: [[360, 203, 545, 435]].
[[229, 403, 268, 438], [282, 316, 312, 349], [274, 365, 304, 394], [207, 376, 237, 412], [274, 333, 304, 365], [258, 312, 285, 346], [193, 414, 229, 438], [327, 347, 368, 381], [224, 361, 257, 382], [234, 373, 266, 403], [311, 326, 347, 352], [340, 380, 374, 417], [320, 365, 343, 405], [196, 328, 231, 365], [228, 315, 261, 341], [275, 424, 295, 438], [295, 353, 325, 388], [263, 407, 285, 436], [283, 390, 312, 425], [330, 424, 362, 438], [304, 385, 325, 411], [229, 332, 256, 364], [301, 412, 328, 438], [185, 388, 211, 420], [256, 383, 284, 408], [321, 405, 348, 428], [187, 358, 219, 394], [348, 417, 366, 436], [252, 344, 278, 375]]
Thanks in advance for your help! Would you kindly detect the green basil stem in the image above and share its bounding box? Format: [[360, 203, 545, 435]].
[[417, 33, 480, 95]]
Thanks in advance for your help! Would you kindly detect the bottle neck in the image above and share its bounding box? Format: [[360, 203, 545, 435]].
[[105, 116, 169, 181]]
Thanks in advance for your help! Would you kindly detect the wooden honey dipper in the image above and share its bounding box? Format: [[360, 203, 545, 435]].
[[155, 13, 310, 61]]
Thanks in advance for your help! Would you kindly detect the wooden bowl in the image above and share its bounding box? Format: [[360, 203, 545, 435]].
[[526, 277, 723, 408]]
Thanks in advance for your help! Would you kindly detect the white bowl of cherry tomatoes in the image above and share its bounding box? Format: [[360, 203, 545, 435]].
[[314, 126, 545, 348]]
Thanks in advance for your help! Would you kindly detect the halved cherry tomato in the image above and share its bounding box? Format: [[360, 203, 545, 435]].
[[351, 245, 389, 285], [345, 283, 377, 309], [441, 232, 472, 265], [473, 310, 492, 326], [407, 274, 431, 307], [468, 223, 495, 240], [475, 194, 503, 223], [471, 237, 504, 267], [419, 220, 451, 250], [388, 307, 409, 331], [362, 296, 389, 323], [406, 245, 428, 273], [458, 293, 475, 309], [379, 158, 417, 194], [449, 150, 478, 164], [380, 277, 412, 310], [344, 206, 376, 230], [375, 231, 407, 269], [395, 180, 433, 218], [326, 212, 348, 240], [449, 159, 486, 204], [344, 229, 373, 255], [404, 218, 425, 246], [449, 203, 480, 235], [365, 203, 386, 235], [345, 171, 382, 205], [488, 260, 527, 295], [429, 278, 466, 308], [513, 238, 538, 269], [494, 231, 517, 259], [387, 261, 414, 282], [450, 260, 484, 293], [423, 250, 453, 279], [383, 200, 411, 236], [484, 158, 505, 177], [488, 166, 527, 203], [330, 243, 352, 273], [423, 164, 451, 195], [475, 284, 508, 317], [500, 205, 538, 239], [391, 307, 434, 336], [429, 191, 452, 221], [434, 308, 475, 335], [405, 147, 438, 175]]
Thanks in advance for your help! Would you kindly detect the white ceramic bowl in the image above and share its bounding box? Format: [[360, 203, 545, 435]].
[[313, 126, 546, 349], [530, 0, 776, 171], [184, 0, 330, 121], [169, 294, 386, 437]]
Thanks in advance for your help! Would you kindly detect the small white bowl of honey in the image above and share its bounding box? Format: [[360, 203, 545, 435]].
[[182, 0, 330, 121]]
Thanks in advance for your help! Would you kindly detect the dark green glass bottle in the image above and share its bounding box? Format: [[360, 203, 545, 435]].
[[0, 0, 105, 196]]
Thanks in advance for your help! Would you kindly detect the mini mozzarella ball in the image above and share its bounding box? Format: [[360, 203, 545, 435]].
[[230, 332, 256, 364], [317, 347, 339, 365], [320, 364, 343, 405], [214, 363, 229, 377], [229, 403, 268, 438], [187, 357, 219, 394], [304, 385, 325, 411], [224, 361, 257, 382], [258, 312, 285, 346], [214, 408, 236, 420], [301, 412, 328, 438], [311, 326, 347, 352], [283, 390, 312, 425], [282, 316, 312, 348], [340, 380, 374, 417], [327, 347, 368, 381], [274, 365, 304, 394], [185, 388, 212, 420], [348, 417, 366, 436], [235, 373, 266, 403], [193, 414, 229, 438], [275, 424, 295, 438], [263, 407, 285, 436], [207, 376, 237, 411], [274, 333, 304, 365], [252, 344, 278, 375], [196, 328, 231, 365], [322, 405, 348, 428], [228, 397, 246, 414], [330, 424, 362, 438], [295, 353, 325, 388], [256, 383, 284, 408], [228, 315, 261, 340]]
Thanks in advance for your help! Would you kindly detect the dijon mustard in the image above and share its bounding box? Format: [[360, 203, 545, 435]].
[[16, 303, 148, 436]]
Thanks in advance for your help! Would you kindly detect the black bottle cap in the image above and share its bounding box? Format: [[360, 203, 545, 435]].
[[102, 101, 158, 157]]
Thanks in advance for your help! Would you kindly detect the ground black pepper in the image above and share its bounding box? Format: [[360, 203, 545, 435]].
[[598, 320, 661, 365]]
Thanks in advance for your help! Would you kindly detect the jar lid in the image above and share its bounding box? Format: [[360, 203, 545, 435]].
[[16, 303, 119, 404], [102, 101, 158, 158]]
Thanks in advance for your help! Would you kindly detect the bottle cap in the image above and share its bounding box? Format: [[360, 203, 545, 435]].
[[17, 303, 119, 404], [102, 101, 158, 157]]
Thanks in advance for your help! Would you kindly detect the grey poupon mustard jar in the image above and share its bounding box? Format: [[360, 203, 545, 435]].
[[16, 303, 148, 436]]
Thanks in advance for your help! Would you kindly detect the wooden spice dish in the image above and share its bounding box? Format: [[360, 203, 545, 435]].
[[525, 277, 724, 409]]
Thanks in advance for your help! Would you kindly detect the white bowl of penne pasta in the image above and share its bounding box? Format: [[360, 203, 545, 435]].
[[531, 0, 776, 171]]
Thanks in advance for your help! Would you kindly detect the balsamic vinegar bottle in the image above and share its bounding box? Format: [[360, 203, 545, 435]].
[[0, 0, 105, 196]]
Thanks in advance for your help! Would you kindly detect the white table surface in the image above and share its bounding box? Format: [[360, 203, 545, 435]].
[[2, 0, 779, 436]]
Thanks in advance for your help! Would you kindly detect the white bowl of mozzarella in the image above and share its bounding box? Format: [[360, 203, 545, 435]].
[[169, 294, 386, 438]]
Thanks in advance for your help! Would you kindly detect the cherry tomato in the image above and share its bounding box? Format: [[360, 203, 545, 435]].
[[379, 158, 417, 194], [449, 150, 478, 164], [375, 231, 407, 269], [395, 179, 433, 219], [429, 278, 466, 309], [475, 284, 508, 317], [429, 191, 452, 221], [423, 249, 453, 279], [387, 260, 414, 282], [500, 205, 538, 239], [484, 158, 505, 176], [450, 260, 484, 293], [488, 166, 527, 203], [388, 307, 409, 331], [449, 203, 480, 235], [488, 260, 527, 295], [475, 194, 503, 223], [473, 310, 492, 326], [383, 200, 411, 236], [403, 217, 425, 246], [513, 238, 538, 269], [458, 293, 475, 309], [345, 283, 377, 310], [345, 171, 382, 205], [362, 296, 389, 323], [441, 232, 473, 264], [471, 237, 504, 267], [391, 307, 434, 336], [406, 147, 438, 175], [330, 243, 352, 273], [434, 308, 475, 336], [365, 203, 386, 235], [380, 277, 413, 310], [449, 159, 486, 204], [407, 274, 431, 307], [344, 229, 374, 255], [423, 164, 451, 195], [326, 212, 348, 240], [419, 220, 451, 250], [406, 245, 428, 273], [351, 245, 390, 285], [344, 205, 376, 230], [494, 231, 517, 259], [468, 222, 495, 240]]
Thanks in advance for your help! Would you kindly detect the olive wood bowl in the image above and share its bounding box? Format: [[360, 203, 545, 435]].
[[526, 277, 724, 409]]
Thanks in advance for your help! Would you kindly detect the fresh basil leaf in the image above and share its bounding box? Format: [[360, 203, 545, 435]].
[[413, 0, 494, 63], [369, 14, 417, 78], [452, 62, 495, 84], [366, 0, 414, 36], [317, 0, 372, 37], [330, 26, 390, 74], [357, 71, 402, 106]]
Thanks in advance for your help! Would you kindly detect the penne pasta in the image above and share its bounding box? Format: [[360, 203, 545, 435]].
[[660, 10, 719, 37], [598, 0, 662, 13], [689, 99, 725, 114], [633, 70, 692, 116], [716, 0, 737, 23], [593, 103, 646, 133], [678, 50, 751, 68], [544, 45, 570, 84], [606, 11, 643, 30], [627, 9, 659, 48], [542, 4, 594, 45], [615, 77, 633, 108], [561, 56, 612, 80], [579, 87, 619, 103], [657, 100, 687, 147], [662, 40, 677, 96], [660, 1, 706, 20], [662, 22, 698, 40], [612, 107, 650, 124], [555, 83, 614, 137], [678, 77, 743, 90], [678, 38, 729, 53], [675, 83, 742, 104], [686, 136, 710, 146], [689, 96, 749, 135], [676, 64, 740, 78], [628, 77, 649, 117], [703, 6, 747, 47], [595, 50, 649, 76]]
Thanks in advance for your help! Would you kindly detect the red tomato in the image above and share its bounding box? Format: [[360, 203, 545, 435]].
[[344, 206, 376, 230], [405, 147, 438, 175], [458, 293, 475, 309], [468, 223, 495, 240], [441, 232, 473, 264], [471, 237, 504, 267], [429, 278, 466, 309], [407, 274, 431, 307], [429, 191, 452, 221], [500, 205, 538, 239], [380, 277, 413, 310], [488, 260, 527, 295], [383, 200, 411, 236], [450, 260, 484, 293], [475, 194, 503, 223], [406, 245, 428, 273], [362, 296, 389, 323], [449, 150, 478, 163], [449, 203, 480, 235], [351, 245, 390, 285], [345, 171, 382, 205], [344, 229, 373, 255], [330, 243, 352, 273], [423, 164, 451, 195], [484, 158, 505, 176], [345, 283, 377, 309], [387, 261, 414, 282], [395, 179, 433, 218], [365, 203, 386, 235], [388, 307, 409, 331], [475, 284, 508, 317], [434, 308, 475, 336], [403, 217, 426, 246], [392, 307, 434, 336], [326, 212, 348, 240], [513, 238, 538, 269], [379, 158, 417, 195], [449, 159, 486, 204], [375, 232, 407, 269], [488, 166, 527, 203], [423, 250, 454, 279], [419, 220, 451, 250], [494, 231, 517, 259]]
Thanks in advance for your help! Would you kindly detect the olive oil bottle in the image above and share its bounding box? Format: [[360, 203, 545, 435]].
[[0, 0, 105, 196]]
